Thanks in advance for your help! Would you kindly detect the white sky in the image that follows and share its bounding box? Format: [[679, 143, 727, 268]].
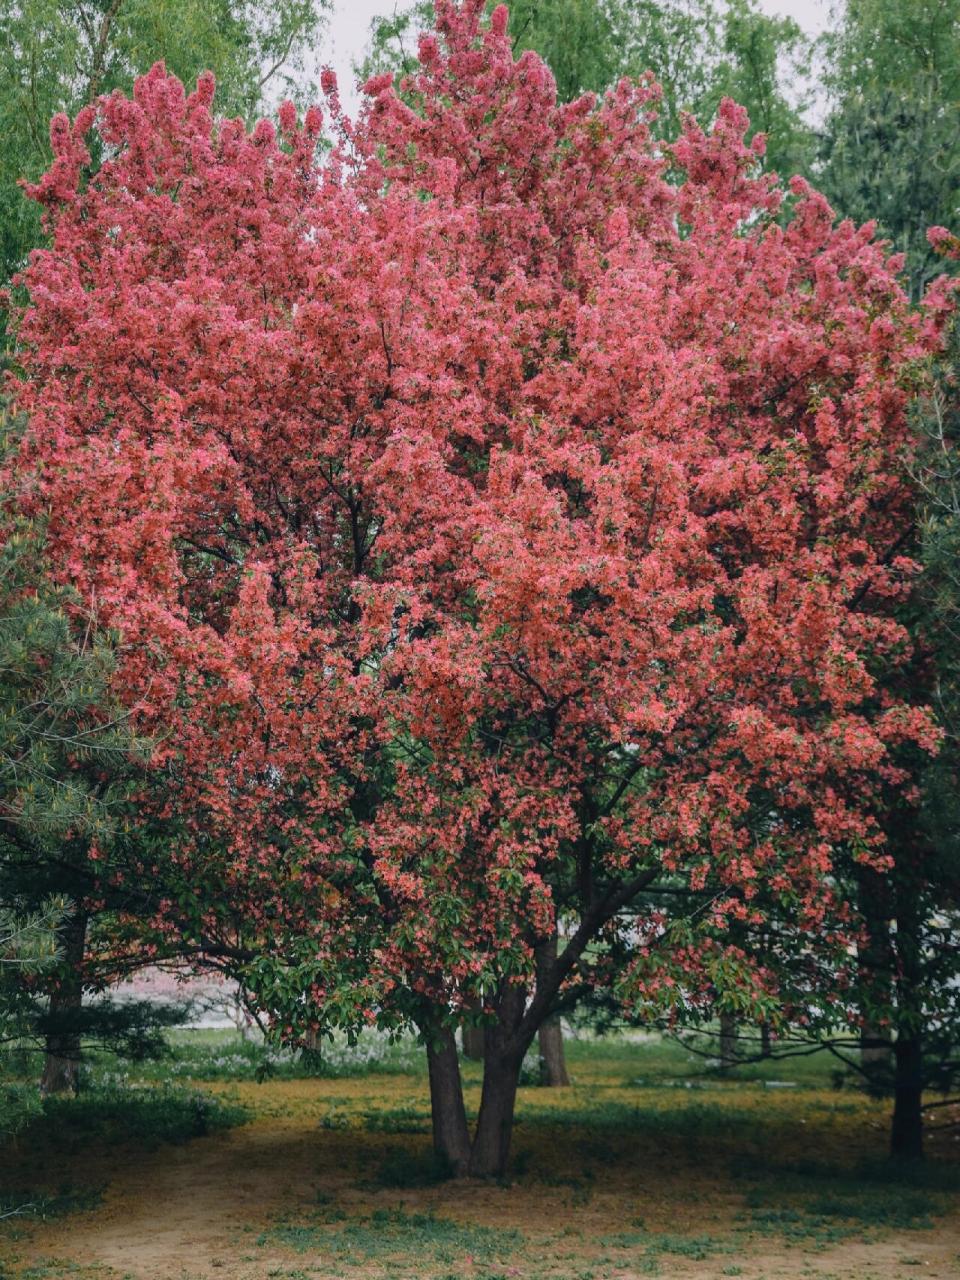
[[313, 0, 833, 119]]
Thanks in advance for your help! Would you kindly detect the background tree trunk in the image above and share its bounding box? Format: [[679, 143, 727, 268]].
[[891, 1034, 924, 1160], [40, 907, 87, 1096], [861, 1022, 894, 1070], [461, 1022, 485, 1061], [719, 1012, 738, 1071], [538, 1017, 569, 1086], [535, 930, 568, 1086], [760, 1021, 772, 1058]]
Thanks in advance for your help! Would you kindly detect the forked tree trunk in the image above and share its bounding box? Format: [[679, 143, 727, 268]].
[[538, 1017, 569, 1086], [424, 986, 532, 1180], [40, 908, 87, 1096], [890, 1034, 923, 1160], [425, 1025, 471, 1174], [468, 983, 529, 1178]]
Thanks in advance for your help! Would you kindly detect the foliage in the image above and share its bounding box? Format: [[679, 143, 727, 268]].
[[789, 237, 960, 1160], [0, 404, 136, 1056], [0, 902, 62, 1047], [0, 412, 142, 848], [11, 0, 954, 1173], [0, 1081, 40, 1144], [882, 285, 960, 1135], [918, 307, 960, 809]]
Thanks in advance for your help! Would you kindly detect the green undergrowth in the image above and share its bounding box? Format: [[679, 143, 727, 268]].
[[0, 1084, 41, 1144], [0, 1081, 247, 1228], [0, 1083, 248, 1264], [0, 1184, 103, 1222], [31, 1084, 247, 1153]]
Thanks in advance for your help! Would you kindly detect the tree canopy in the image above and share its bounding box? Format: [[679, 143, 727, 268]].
[[10, 0, 954, 1172]]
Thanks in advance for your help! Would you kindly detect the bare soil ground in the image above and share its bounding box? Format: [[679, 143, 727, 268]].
[[3, 1061, 959, 1279]]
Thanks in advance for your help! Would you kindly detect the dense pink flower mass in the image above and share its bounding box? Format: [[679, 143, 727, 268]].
[[10, 1, 951, 1129]]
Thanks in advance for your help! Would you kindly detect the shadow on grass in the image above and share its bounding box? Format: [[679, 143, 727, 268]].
[[726, 1151, 956, 1247]]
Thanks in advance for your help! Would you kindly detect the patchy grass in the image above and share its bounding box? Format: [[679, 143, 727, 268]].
[[257, 1205, 523, 1264], [319, 1102, 431, 1134]]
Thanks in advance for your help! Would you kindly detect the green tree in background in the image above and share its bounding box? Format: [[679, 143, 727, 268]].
[[0, 0, 329, 297], [711, 0, 812, 178], [818, 0, 960, 301], [0, 402, 188, 1091], [815, 0, 960, 1150], [358, 1, 814, 178]]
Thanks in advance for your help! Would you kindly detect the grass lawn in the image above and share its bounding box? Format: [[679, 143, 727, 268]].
[[1, 1031, 958, 1279]]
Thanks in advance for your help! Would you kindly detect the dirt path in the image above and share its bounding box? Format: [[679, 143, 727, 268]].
[[13, 1114, 322, 1278]]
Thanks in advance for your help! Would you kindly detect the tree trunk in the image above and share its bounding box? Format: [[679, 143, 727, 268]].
[[534, 930, 568, 1086], [425, 1024, 471, 1175], [426, 977, 555, 1178], [719, 1012, 737, 1071], [887, 860, 925, 1161], [857, 866, 894, 1076], [890, 1034, 923, 1160], [40, 908, 87, 1096], [538, 1017, 569, 1086], [760, 1022, 772, 1058], [861, 1023, 893, 1071]]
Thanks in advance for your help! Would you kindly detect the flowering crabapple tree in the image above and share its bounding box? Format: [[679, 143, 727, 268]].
[[12, 1, 953, 1175]]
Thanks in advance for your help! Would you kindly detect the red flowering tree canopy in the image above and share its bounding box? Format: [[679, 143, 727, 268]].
[[11, 0, 949, 1117]]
